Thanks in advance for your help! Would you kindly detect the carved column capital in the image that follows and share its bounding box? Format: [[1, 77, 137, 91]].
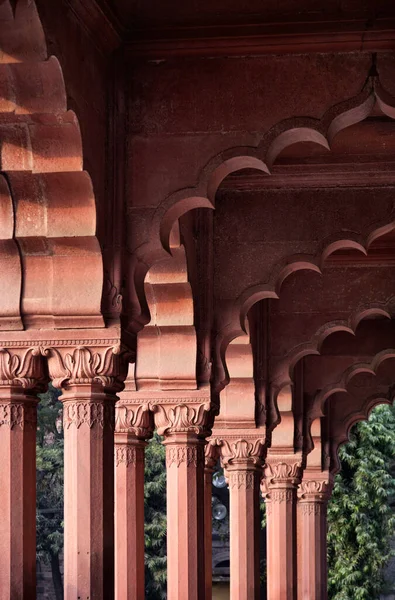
[[44, 344, 123, 391], [0, 346, 46, 391], [153, 398, 213, 438], [216, 436, 265, 470], [264, 452, 303, 488], [115, 402, 154, 439], [298, 471, 334, 504]]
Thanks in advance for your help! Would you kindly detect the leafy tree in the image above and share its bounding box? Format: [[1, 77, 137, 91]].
[[36, 385, 64, 600], [145, 433, 167, 599], [327, 403, 395, 600]]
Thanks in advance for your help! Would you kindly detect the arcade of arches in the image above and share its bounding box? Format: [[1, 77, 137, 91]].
[[2, 1, 395, 599]]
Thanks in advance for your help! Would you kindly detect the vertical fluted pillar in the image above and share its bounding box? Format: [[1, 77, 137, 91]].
[[114, 401, 153, 600], [47, 345, 121, 600], [154, 397, 213, 600], [218, 435, 265, 600], [297, 472, 333, 600], [0, 347, 45, 600], [263, 452, 302, 600]]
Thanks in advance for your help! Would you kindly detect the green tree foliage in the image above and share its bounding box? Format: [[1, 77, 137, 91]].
[[36, 385, 64, 600], [145, 433, 167, 599], [327, 403, 395, 600]]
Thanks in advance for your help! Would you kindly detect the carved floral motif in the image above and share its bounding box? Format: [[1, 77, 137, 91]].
[[115, 402, 153, 438], [0, 402, 37, 430], [166, 445, 205, 468], [115, 445, 144, 467], [264, 454, 303, 488], [153, 401, 213, 436], [0, 347, 45, 389], [298, 475, 333, 503], [44, 345, 121, 389], [228, 471, 255, 489], [212, 436, 265, 468], [63, 401, 114, 430]]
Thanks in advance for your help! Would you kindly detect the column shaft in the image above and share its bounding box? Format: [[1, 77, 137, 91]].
[[165, 434, 206, 600], [227, 466, 261, 600], [115, 434, 147, 600], [297, 475, 332, 600], [62, 385, 115, 600], [0, 391, 37, 600], [264, 454, 302, 600], [204, 466, 214, 600]]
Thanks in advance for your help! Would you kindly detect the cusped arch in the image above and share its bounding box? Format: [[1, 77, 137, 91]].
[[0, 1, 104, 330]]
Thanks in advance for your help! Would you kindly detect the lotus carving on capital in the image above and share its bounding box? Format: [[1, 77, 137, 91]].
[[44, 345, 121, 389], [0, 347, 45, 389], [153, 401, 212, 436], [115, 402, 153, 438]]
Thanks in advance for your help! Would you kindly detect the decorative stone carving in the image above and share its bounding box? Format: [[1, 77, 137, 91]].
[[0, 402, 37, 430], [115, 402, 153, 439], [166, 445, 205, 468], [264, 454, 303, 487], [0, 347, 45, 390], [153, 400, 213, 437], [44, 344, 122, 389], [298, 472, 333, 503], [210, 435, 265, 468], [228, 471, 255, 489], [115, 444, 144, 467], [63, 401, 114, 430]]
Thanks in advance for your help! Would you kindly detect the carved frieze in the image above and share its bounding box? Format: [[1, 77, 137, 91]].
[[228, 471, 255, 489]]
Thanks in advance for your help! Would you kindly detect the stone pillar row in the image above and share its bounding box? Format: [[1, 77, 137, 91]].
[[0, 338, 122, 600]]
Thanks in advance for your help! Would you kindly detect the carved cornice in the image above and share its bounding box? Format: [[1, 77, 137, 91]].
[[0, 347, 46, 390], [125, 18, 395, 60], [115, 402, 153, 439], [44, 345, 122, 389]]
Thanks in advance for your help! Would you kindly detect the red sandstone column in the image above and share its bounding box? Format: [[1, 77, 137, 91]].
[[297, 472, 333, 600], [114, 401, 153, 600], [263, 452, 303, 600], [154, 400, 213, 600], [0, 347, 45, 600], [47, 345, 120, 600], [226, 464, 261, 600], [204, 442, 219, 600], [218, 435, 265, 600]]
